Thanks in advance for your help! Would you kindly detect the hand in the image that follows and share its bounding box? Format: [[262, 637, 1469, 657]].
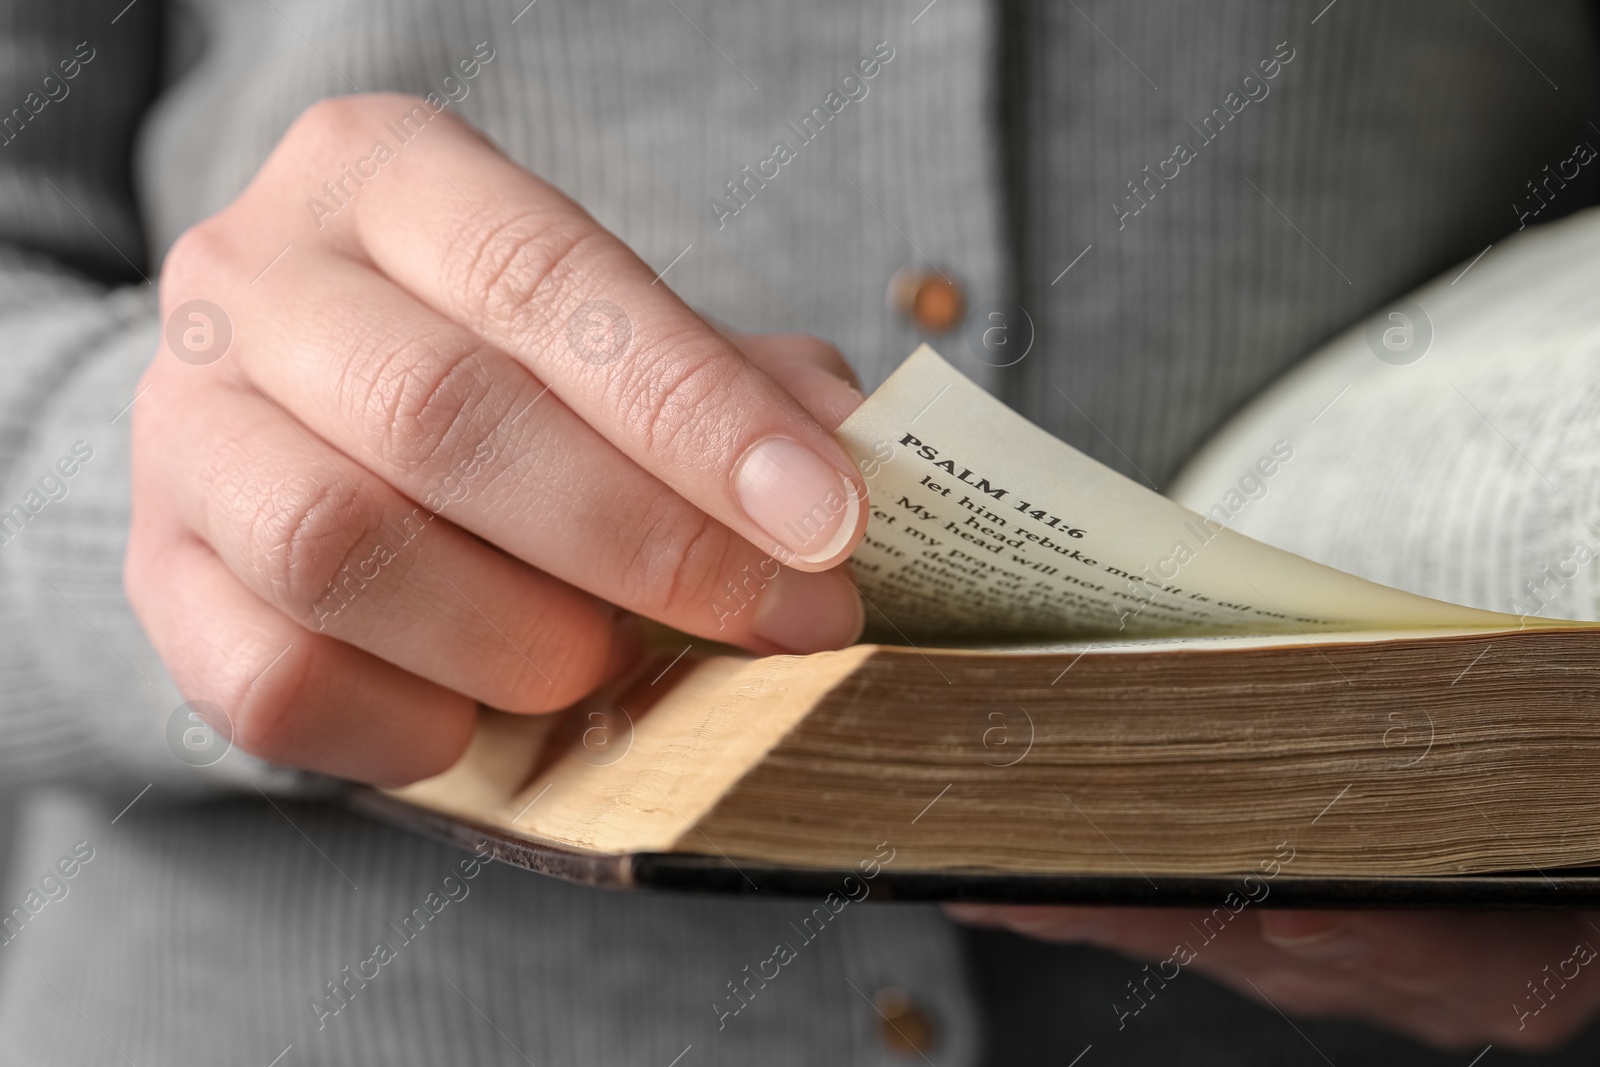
[[947, 904, 1600, 1052], [128, 94, 869, 786]]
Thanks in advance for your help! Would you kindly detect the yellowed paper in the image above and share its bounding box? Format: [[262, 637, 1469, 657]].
[[837, 345, 1552, 639]]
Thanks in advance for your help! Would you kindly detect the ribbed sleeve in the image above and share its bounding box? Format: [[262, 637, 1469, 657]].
[[0, 0, 309, 797]]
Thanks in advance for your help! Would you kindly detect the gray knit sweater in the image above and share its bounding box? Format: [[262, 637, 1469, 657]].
[[3, 1, 1600, 1063]]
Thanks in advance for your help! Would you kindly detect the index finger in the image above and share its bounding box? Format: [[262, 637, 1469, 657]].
[[310, 96, 866, 571]]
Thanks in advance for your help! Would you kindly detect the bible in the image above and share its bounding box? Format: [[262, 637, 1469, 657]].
[[354, 213, 1600, 906]]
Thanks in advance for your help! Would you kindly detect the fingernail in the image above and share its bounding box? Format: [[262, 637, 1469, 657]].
[[1260, 914, 1369, 963], [752, 567, 864, 653], [735, 436, 862, 566]]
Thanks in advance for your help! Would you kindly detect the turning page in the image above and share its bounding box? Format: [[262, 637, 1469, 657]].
[[836, 346, 1551, 640]]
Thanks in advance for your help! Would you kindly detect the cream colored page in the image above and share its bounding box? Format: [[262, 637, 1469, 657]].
[[1170, 207, 1600, 624], [836, 346, 1529, 639]]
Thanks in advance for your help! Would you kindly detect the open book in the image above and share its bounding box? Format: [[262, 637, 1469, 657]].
[[356, 216, 1600, 905]]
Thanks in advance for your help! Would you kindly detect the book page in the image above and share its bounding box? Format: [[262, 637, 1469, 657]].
[[1169, 207, 1600, 625], [836, 346, 1546, 639]]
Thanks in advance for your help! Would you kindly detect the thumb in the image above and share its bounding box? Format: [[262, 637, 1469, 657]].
[[720, 331, 866, 432]]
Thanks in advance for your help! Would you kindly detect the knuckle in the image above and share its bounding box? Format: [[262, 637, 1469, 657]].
[[346, 327, 501, 477], [617, 499, 745, 621], [161, 219, 240, 295], [229, 645, 316, 765], [450, 212, 602, 342], [284, 94, 393, 153], [498, 646, 592, 714], [274, 94, 464, 190], [246, 475, 379, 615], [479, 610, 609, 714], [617, 338, 740, 456]]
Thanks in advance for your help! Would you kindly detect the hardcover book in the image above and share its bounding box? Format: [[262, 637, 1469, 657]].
[[355, 223, 1600, 905]]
